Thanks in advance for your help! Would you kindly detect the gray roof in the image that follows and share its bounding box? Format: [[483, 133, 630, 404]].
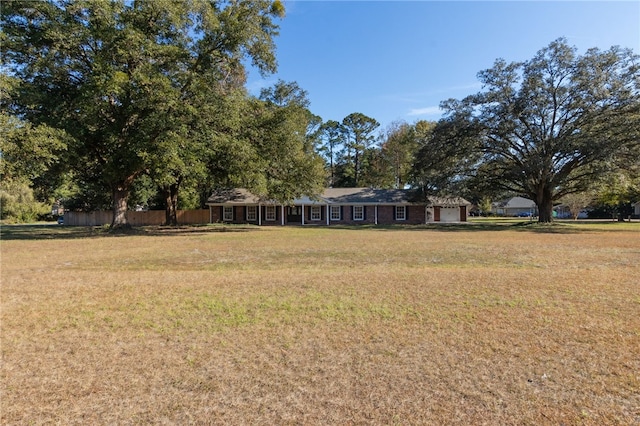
[[207, 187, 471, 207], [293, 195, 326, 205], [206, 188, 264, 205], [493, 196, 536, 209], [322, 187, 411, 204], [322, 188, 471, 206]]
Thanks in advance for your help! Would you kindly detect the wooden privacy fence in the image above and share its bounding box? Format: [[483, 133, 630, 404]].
[[65, 209, 210, 226]]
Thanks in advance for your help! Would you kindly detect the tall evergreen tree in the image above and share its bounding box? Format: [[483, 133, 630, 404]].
[[340, 112, 379, 187], [317, 120, 344, 187]]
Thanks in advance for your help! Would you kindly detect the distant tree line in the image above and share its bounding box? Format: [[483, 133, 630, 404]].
[[1, 0, 638, 225]]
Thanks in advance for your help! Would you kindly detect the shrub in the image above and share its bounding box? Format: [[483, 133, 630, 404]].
[[0, 180, 51, 223]]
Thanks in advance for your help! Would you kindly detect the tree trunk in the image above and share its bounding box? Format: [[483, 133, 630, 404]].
[[329, 155, 334, 187], [354, 150, 360, 187], [536, 191, 554, 223], [164, 182, 180, 226], [111, 185, 130, 228]]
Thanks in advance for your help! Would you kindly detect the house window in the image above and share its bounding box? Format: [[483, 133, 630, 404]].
[[353, 206, 364, 221], [265, 205, 276, 221], [223, 206, 234, 221], [330, 205, 341, 221], [246, 206, 257, 221], [310, 206, 321, 221], [395, 206, 406, 221]]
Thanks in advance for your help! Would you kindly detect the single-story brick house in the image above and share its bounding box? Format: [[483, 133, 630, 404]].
[[206, 188, 471, 226]]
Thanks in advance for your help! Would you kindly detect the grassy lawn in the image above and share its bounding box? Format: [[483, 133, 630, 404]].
[[1, 222, 639, 424]]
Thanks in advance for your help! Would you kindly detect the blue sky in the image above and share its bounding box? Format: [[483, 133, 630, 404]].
[[247, 1, 640, 132]]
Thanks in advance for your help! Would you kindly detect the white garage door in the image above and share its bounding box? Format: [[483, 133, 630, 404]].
[[440, 206, 459, 222]]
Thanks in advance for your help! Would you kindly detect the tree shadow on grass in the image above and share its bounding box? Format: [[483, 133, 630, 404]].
[[3, 221, 631, 240], [0, 223, 259, 241], [326, 222, 590, 234]]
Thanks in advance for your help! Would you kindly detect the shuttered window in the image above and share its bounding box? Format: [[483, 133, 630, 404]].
[[223, 206, 234, 221], [265, 206, 276, 221], [246, 206, 257, 221], [310, 206, 321, 220], [330, 206, 341, 221], [353, 206, 364, 221]]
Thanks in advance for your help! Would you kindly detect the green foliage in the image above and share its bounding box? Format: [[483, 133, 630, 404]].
[[411, 116, 480, 197], [319, 117, 429, 191], [247, 84, 326, 203], [0, 179, 51, 223], [317, 120, 344, 186], [428, 38, 640, 222], [478, 197, 493, 216], [260, 79, 310, 108], [0, 114, 69, 195], [129, 174, 161, 210], [338, 113, 380, 187], [176, 185, 201, 211], [3, 0, 285, 226], [378, 121, 419, 189], [595, 171, 639, 220], [61, 177, 113, 212]]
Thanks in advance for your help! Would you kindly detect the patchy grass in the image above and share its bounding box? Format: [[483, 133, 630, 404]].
[[1, 223, 639, 424]]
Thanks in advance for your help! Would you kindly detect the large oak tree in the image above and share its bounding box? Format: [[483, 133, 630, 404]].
[[2, 0, 284, 227], [434, 39, 640, 222]]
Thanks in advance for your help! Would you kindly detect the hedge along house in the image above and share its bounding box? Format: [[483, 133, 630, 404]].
[[206, 188, 471, 225]]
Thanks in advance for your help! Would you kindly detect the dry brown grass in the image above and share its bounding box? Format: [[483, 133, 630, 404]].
[[1, 223, 639, 424]]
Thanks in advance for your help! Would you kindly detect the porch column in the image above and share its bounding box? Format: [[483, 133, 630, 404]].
[[375, 205, 378, 225], [209, 206, 212, 223], [302, 204, 305, 225], [326, 204, 329, 226], [281, 205, 285, 226], [258, 204, 262, 226]]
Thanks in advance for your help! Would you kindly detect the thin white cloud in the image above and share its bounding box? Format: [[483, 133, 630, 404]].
[[407, 106, 441, 116], [443, 82, 483, 93], [384, 82, 483, 103], [246, 77, 277, 96]]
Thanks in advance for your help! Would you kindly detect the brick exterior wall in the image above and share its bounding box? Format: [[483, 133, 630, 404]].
[[210, 205, 284, 225], [327, 205, 427, 225], [303, 205, 326, 224], [376, 205, 426, 225]]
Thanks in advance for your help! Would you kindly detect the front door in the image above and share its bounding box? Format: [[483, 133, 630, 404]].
[[460, 205, 467, 222], [433, 206, 441, 222], [287, 206, 302, 223]]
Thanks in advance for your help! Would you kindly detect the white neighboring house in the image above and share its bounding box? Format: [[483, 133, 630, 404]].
[[634, 202, 640, 217], [492, 197, 538, 217]]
